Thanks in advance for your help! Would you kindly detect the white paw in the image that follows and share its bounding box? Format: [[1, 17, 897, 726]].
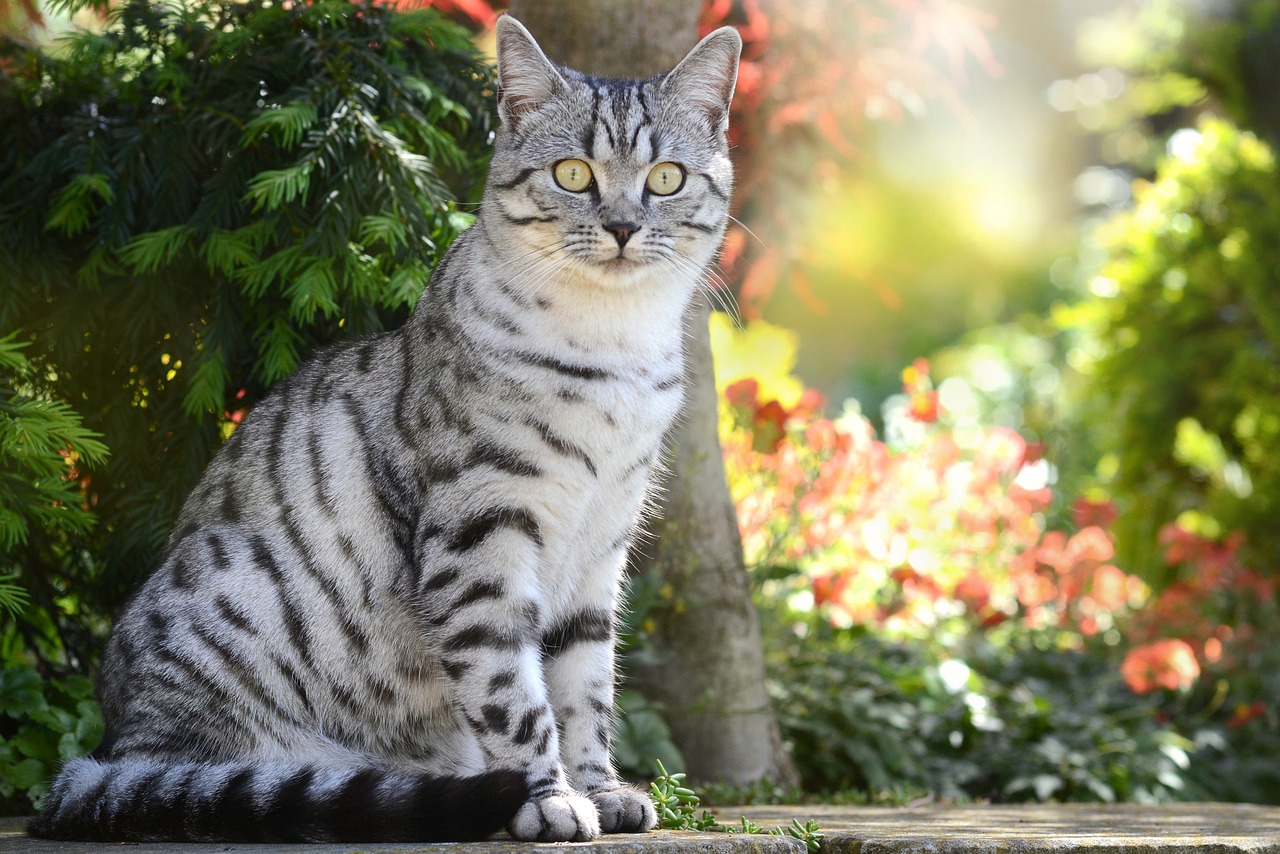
[[589, 785, 658, 834], [507, 793, 602, 842]]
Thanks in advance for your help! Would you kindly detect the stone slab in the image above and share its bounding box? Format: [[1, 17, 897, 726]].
[[6, 803, 1280, 854]]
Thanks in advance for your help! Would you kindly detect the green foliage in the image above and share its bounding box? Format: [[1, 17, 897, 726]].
[[0, 0, 495, 666], [1061, 118, 1280, 581], [649, 761, 825, 852], [0, 663, 102, 815], [613, 689, 684, 781], [0, 333, 108, 555], [763, 602, 1195, 804]]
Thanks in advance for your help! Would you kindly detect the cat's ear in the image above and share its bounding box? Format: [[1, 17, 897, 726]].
[[495, 15, 566, 134], [661, 27, 742, 132]]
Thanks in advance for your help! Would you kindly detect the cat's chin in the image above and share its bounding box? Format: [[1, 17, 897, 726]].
[[584, 258, 680, 293]]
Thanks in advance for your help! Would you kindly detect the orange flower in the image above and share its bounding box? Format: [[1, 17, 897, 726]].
[[1090, 564, 1133, 613], [1121, 640, 1201, 694], [908, 390, 940, 423], [1066, 526, 1115, 565]]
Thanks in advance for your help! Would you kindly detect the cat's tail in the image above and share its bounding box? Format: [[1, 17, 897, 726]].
[[28, 756, 528, 842]]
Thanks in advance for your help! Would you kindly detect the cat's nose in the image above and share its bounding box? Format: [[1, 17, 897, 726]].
[[603, 221, 640, 249]]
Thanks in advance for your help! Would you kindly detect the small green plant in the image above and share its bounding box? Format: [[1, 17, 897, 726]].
[[650, 760, 825, 852]]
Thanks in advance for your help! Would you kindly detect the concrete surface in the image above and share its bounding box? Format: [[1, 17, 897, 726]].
[[6, 802, 1280, 853]]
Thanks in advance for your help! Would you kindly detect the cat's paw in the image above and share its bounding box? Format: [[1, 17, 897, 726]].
[[507, 793, 602, 842], [589, 784, 659, 834]]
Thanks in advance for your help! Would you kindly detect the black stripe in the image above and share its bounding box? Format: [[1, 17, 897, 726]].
[[443, 623, 522, 652], [632, 85, 651, 150], [447, 506, 543, 552], [468, 441, 543, 478], [207, 532, 232, 571], [356, 340, 377, 374], [502, 211, 560, 227], [495, 167, 539, 190], [191, 622, 294, 725], [512, 707, 544, 745], [256, 765, 316, 841], [655, 374, 682, 391], [341, 392, 415, 559], [583, 90, 600, 158], [420, 565, 460, 595], [527, 418, 598, 477], [250, 536, 314, 672], [679, 219, 717, 233], [153, 646, 239, 715], [271, 652, 313, 714], [392, 332, 417, 445], [541, 608, 613, 658], [514, 350, 613, 381], [700, 171, 730, 200], [214, 595, 255, 634], [488, 670, 517, 691], [220, 483, 242, 523], [279, 512, 370, 656], [451, 579, 506, 610], [481, 704, 510, 735]]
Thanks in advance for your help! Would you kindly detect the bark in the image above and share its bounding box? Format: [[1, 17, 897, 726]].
[[506, 0, 798, 787]]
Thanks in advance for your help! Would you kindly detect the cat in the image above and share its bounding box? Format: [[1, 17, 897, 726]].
[[29, 13, 741, 845]]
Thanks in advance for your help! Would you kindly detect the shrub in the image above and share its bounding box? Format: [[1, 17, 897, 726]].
[[0, 0, 495, 665], [1061, 118, 1280, 583]]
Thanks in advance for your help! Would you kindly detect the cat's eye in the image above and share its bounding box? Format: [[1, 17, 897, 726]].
[[553, 159, 594, 192], [646, 162, 686, 196]]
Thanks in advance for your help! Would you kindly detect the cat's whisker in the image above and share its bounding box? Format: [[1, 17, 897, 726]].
[[727, 214, 768, 249]]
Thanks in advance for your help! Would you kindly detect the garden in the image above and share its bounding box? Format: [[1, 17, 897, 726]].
[[3, 0, 1280, 820]]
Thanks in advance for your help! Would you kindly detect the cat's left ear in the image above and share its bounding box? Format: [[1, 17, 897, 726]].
[[661, 27, 742, 132], [495, 15, 566, 134]]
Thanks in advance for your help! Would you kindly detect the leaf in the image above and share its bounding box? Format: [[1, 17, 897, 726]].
[[119, 226, 193, 274], [358, 213, 409, 251], [43, 173, 114, 236], [182, 355, 229, 418], [241, 101, 319, 150], [244, 161, 315, 212], [202, 228, 260, 277]]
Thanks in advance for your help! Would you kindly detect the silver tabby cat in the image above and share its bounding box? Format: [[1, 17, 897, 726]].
[[30, 14, 740, 845]]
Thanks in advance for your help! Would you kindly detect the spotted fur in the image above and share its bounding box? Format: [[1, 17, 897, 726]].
[[30, 15, 740, 844]]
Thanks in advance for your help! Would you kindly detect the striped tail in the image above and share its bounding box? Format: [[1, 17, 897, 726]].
[[28, 757, 528, 843]]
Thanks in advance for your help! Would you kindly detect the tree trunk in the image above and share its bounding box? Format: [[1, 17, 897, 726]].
[[506, 0, 797, 788]]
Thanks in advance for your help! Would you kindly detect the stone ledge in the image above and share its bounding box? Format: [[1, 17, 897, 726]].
[[6, 803, 1280, 853]]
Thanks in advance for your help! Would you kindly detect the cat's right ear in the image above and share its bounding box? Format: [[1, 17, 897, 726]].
[[495, 16, 566, 134]]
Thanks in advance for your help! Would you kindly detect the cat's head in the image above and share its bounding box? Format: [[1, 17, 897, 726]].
[[483, 15, 741, 295]]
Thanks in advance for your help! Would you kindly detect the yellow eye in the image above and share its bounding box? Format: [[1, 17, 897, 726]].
[[646, 162, 685, 196], [553, 159, 593, 192]]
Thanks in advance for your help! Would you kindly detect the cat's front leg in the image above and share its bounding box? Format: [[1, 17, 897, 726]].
[[416, 518, 600, 842], [542, 586, 658, 834]]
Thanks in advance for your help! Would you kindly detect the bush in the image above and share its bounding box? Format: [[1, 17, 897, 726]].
[[0, 0, 495, 665], [1061, 118, 1280, 583]]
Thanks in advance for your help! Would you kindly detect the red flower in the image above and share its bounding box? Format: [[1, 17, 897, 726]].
[[752, 400, 790, 453], [725, 378, 760, 411], [1072, 498, 1117, 529], [1228, 701, 1266, 729], [1121, 640, 1201, 694]]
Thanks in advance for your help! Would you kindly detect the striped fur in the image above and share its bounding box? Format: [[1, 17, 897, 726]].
[[31, 15, 741, 844]]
